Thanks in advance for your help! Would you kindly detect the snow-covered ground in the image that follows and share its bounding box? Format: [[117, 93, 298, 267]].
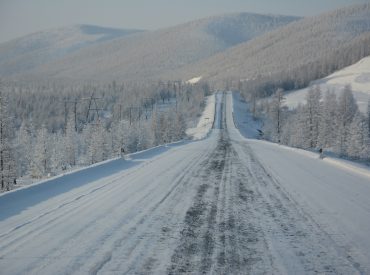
[[285, 56, 370, 112], [186, 93, 215, 139], [0, 92, 369, 274]]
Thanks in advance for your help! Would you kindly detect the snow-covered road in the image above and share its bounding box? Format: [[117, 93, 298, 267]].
[[0, 92, 369, 274]]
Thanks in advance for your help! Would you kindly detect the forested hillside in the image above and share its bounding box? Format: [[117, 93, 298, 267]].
[[176, 4, 370, 93]]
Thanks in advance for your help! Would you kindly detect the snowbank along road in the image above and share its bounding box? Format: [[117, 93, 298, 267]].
[[0, 92, 370, 274]]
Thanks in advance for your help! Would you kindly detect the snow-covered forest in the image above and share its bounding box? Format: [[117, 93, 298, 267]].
[[182, 4, 370, 91], [254, 85, 370, 161], [0, 80, 210, 192]]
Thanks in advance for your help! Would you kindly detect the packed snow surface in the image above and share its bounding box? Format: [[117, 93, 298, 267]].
[[0, 92, 369, 274], [285, 56, 370, 112]]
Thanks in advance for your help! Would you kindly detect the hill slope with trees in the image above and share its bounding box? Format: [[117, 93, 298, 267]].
[[173, 4, 370, 92], [0, 25, 143, 77]]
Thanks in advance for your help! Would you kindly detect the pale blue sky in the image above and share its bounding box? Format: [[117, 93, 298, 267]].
[[0, 0, 367, 43]]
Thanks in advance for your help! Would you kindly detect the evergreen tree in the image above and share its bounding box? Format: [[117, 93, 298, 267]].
[[32, 126, 50, 178]]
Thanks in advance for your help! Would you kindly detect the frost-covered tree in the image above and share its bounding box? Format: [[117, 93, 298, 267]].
[[110, 120, 130, 156], [347, 112, 368, 159], [86, 122, 106, 164], [264, 88, 285, 143], [318, 90, 338, 149], [137, 121, 153, 151], [174, 112, 187, 140], [281, 105, 307, 148], [0, 86, 16, 190], [337, 85, 358, 155], [32, 126, 50, 178], [64, 114, 77, 167], [15, 122, 33, 177], [151, 110, 166, 146], [304, 86, 322, 148], [50, 132, 66, 175]]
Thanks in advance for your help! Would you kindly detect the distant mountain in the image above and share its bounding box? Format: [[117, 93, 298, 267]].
[[0, 25, 143, 76], [1, 13, 299, 81], [171, 4, 370, 89]]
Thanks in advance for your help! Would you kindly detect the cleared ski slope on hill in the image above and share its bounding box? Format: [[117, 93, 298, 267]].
[[0, 93, 369, 274]]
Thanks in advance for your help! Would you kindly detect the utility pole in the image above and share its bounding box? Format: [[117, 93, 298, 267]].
[[85, 93, 103, 123], [63, 92, 103, 132]]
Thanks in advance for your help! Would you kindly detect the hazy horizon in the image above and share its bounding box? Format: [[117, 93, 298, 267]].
[[0, 0, 367, 43]]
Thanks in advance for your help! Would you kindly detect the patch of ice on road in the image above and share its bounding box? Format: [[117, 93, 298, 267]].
[[186, 94, 215, 140]]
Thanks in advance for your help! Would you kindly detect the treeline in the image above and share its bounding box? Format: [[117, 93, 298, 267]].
[[238, 32, 370, 98], [259, 85, 370, 161], [0, 80, 211, 192]]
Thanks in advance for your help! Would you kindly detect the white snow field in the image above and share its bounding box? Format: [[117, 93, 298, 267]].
[[0, 92, 370, 274], [285, 56, 370, 113]]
